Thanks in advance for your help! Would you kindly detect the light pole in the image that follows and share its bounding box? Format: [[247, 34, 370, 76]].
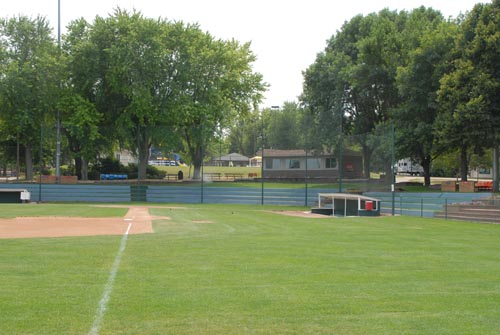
[[260, 110, 265, 205], [338, 109, 343, 193], [55, 0, 61, 182], [391, 123, 395, 216]]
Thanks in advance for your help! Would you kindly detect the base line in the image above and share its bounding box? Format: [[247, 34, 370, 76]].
[[88, 222, 132, 335]]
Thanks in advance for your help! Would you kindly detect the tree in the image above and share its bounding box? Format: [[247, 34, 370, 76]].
[[227, 110, 261, 157], [57, 94, 102, 180], [70, 9, 265, 180], [303, 9, 408, 178], [395, 13, 455, 186], [263, 102, 304, 150], [86, 10, 182, 180], [0, 15, 59, 180], [169, 28, 265, 179], [437, 1, 500, 181]]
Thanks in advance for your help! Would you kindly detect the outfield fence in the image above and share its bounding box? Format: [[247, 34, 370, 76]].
[[0, 183, 492, 219]]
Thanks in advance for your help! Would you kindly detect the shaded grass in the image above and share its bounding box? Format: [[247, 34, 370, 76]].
[[1, 204, 500, 334]]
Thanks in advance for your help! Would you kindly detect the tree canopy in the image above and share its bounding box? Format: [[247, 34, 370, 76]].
[[0, 3, 497, 187], [301, 3, 499, 185], [0, 9, 265, 180]]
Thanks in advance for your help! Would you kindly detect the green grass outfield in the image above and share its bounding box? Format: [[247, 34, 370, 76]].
[[1, 204, 500, 334]]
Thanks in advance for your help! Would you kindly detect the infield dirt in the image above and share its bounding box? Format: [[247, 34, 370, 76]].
[[0, 206, 168, 239]]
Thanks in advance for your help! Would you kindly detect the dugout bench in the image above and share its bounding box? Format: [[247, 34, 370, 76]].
[[0, 188, 31, 203]]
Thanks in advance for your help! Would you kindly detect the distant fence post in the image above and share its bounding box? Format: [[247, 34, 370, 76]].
[[445, 198, 448, 220], [421, 198, 424, 217]]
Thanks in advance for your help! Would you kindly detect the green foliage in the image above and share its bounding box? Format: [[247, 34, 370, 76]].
[[123, 164, 167, 180], [88, 156, 166, 180], [1, 3, 497, 186], [64, 9, 265, 180], [302, 3, 499, 183], [303, 8, 416, 178], [0, 15, 60, 179], [394, 17, 457, 185], [436, 1, 500, 179]]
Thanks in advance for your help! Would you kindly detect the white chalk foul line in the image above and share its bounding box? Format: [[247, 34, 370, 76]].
[[88, 222, 132, 335]]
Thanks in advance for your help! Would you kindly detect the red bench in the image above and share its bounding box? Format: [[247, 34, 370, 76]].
[[475, 180, 493, 192]]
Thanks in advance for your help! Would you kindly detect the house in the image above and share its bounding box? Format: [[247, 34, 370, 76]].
[[257, 149, 363, 179], [249, 156, 262, 167], [469, 167, 493, 179], [211, 153, 250, 167], [116, 150, 137, 166]]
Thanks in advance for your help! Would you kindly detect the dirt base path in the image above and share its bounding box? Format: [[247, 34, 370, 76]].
[[0, 206, 169, 239]]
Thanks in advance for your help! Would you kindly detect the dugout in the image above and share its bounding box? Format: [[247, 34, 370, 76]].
[[0, 188, 31, 203], [312, 193, 380, 217]]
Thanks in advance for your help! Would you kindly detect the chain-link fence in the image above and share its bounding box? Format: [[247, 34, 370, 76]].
[[1, 120, 495, 214]]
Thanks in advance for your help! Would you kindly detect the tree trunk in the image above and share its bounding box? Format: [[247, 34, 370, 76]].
[[493, 142, 499, 192], [138, 149, 148, 180], [137, 128, 150, 180], [362, 144, 371, 179], [421, 156, 431, 187], [25, 144, 33, 181], [80, 157, 88, 181], [75, 157, 82, 180], [192, 145, 203, 180], [460, 145, 468, 181]]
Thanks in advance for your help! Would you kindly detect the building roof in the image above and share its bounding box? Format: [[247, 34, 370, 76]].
[[256, 149, 361, 157]]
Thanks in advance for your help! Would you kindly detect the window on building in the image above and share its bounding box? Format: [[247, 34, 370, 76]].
[[287, 159, 300, 169], [306, 158, 321, 169], [265, 158, 281, 169], [326, 157, 337, 169]]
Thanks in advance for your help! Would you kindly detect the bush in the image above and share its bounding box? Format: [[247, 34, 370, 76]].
[[88, 157, 124, 180], [124, 164, 166, 179], [88, 157, 167, 180]]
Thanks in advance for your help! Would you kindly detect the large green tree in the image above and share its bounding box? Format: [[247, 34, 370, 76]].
[[55, 19, 102, 180], [87, 10, 181, 180], [302, 9, 409, 178], [171, 30, 265, 179], [437, 1, 500, 181], [0, 15, 59, 180], [395, 11, 456, 186], [68, 9, 264, 180]]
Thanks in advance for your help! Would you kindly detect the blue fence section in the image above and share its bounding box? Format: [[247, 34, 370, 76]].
[[147, 186, 334, 206], [0, 184, 492, 218], [0, 184, 130, 202], [364, 192, 493, 217]]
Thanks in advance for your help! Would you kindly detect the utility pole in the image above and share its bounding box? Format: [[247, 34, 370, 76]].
[[391, 123, 395, 216], [55, 0, 61, 182]]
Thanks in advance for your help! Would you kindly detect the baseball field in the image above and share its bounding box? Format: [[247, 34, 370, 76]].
[[1, 203, 499, 334]]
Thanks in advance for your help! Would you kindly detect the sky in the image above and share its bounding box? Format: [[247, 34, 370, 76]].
[[3, 0, 489, 108]]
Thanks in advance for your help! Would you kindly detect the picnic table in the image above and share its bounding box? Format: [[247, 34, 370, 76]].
[[225, 173, 244, 180], [204, 172, 222, 180]]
